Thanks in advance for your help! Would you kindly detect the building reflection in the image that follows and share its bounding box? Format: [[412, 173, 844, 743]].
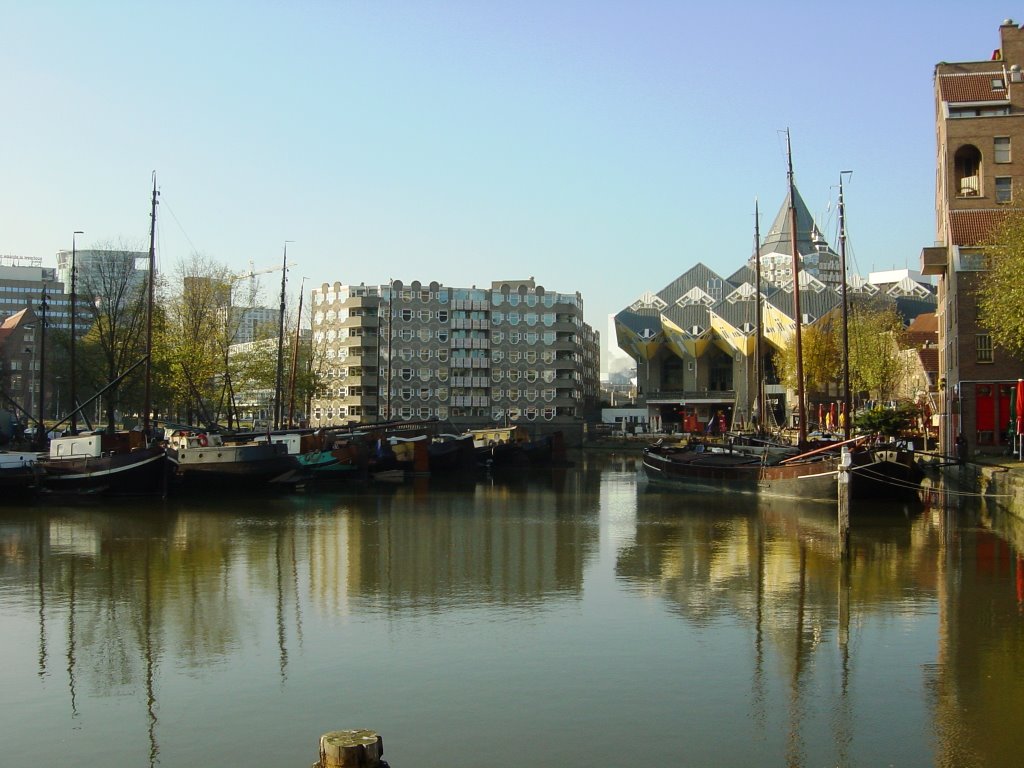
[[0, 469, 601, 765], [1, 462, 1022, 766], [618, 483, 1024, 767]]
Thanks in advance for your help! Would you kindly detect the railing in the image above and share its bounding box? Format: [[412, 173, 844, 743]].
[[645, 389, 738, 401]]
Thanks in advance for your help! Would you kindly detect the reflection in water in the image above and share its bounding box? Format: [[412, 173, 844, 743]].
[[0, 460, 1022, 767]]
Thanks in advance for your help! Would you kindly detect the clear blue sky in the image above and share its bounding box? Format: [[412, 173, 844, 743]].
[[0, 2, 1015, 373]]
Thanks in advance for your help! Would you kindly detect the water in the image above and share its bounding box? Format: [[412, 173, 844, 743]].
[[1, 453, 1022, 768]]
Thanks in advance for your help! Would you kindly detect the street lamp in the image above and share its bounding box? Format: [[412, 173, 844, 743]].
[[70, 230, 83, 434]]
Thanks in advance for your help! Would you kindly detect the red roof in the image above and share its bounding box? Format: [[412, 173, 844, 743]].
[[938, 72, 1009, 103], [949, 209, 1011, 246], [907, 312, 937, 334], [918, 347, 939, 375]]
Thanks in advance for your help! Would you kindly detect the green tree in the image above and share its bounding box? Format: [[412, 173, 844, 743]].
[[773, 299, 914, 413], [772, 319, 842, 400], [160, 255, 254, 428], [854, 401, 919, 437], [978, 210, 1024, 356], [847, 298, 912, 402]]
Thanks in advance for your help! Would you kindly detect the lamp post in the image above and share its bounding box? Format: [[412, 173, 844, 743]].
[[70, 230, 83, 434]]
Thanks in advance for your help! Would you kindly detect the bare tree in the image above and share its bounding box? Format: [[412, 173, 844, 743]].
[[77, 241, 149, 430]]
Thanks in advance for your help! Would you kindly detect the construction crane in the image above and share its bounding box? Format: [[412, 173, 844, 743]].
[[232, 260, 297, 298]]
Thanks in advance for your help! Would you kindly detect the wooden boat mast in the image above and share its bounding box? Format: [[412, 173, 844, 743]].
[[286, 277, 306, 428], [143, 172, 157, 438], [69, 229, 82, 435], [35, 285, 48, 449], [273, 241, 291, 430], [754, 199, 765, 431], [838, 171, 852, 440], [786, 130, 808, 445]]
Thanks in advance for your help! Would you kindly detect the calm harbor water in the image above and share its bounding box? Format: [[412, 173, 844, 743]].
[[2, 452, 1023, 768]]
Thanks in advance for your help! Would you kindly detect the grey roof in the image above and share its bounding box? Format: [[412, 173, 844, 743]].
[[763, 284, 841, 323], [661, 303, 716, 332], [758, 183, 833, 259], [656, 262, 726, 301], [725, 264, 757, 290], [712, 298, 759, 330], [614, 309, 661, 336]]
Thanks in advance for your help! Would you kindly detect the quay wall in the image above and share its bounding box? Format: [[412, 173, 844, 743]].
[[952, 460, 1024, 520]]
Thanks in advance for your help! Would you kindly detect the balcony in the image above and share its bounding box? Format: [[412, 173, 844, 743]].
[[920, 246, 947, 276]]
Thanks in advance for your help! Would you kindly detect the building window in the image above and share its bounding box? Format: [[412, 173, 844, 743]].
[[996, 176, 1012, 203], [977, 334, 993, 363], [959, 248, 990, 271], [955, 144, 982, 196], [995, 136, 1011, 163]]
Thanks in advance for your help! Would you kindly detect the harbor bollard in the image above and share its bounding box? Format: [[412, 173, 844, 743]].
[[317, 730, 387, 768], [838, 446, 851, 555]]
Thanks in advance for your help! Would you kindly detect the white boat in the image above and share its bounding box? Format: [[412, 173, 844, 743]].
[[164, 430, 298, 490]]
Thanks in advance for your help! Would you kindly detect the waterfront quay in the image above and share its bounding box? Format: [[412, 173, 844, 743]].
[[1, 451, 1022, 768]]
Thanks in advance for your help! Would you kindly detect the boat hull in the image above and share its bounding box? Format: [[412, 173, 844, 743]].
[[0, 451, 43, 500], [39, 445, 167, 496], [642, 443, 838, 502], [849, 445, 926, 501], [166, 442, 299, 490]]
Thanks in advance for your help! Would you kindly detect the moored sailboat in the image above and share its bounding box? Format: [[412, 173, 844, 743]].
[[832, 172, 926, 502], [642, 132, 843, 501], [39, 174, 167, 496]]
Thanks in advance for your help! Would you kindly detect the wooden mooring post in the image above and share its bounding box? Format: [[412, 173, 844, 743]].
[[837, 446, 851, 556], [316, 730, 388, 768]]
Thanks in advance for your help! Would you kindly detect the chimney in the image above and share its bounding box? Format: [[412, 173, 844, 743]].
[[1000, 19, 1024, 69]]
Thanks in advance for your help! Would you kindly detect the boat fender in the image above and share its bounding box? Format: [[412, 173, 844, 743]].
[[197, 434, 208, 447]]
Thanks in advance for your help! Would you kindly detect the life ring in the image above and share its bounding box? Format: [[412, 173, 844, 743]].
[[197, 434, 208, 447]]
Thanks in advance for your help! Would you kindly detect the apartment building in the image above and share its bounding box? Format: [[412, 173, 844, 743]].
[[309, 278, 600, 432], [921, 19, 1024, 454]]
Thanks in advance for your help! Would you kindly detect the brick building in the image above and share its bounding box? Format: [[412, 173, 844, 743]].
[[921, 19, 1024, 455]]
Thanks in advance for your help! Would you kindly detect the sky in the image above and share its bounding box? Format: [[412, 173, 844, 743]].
[[1, 1, 1018, 374]]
